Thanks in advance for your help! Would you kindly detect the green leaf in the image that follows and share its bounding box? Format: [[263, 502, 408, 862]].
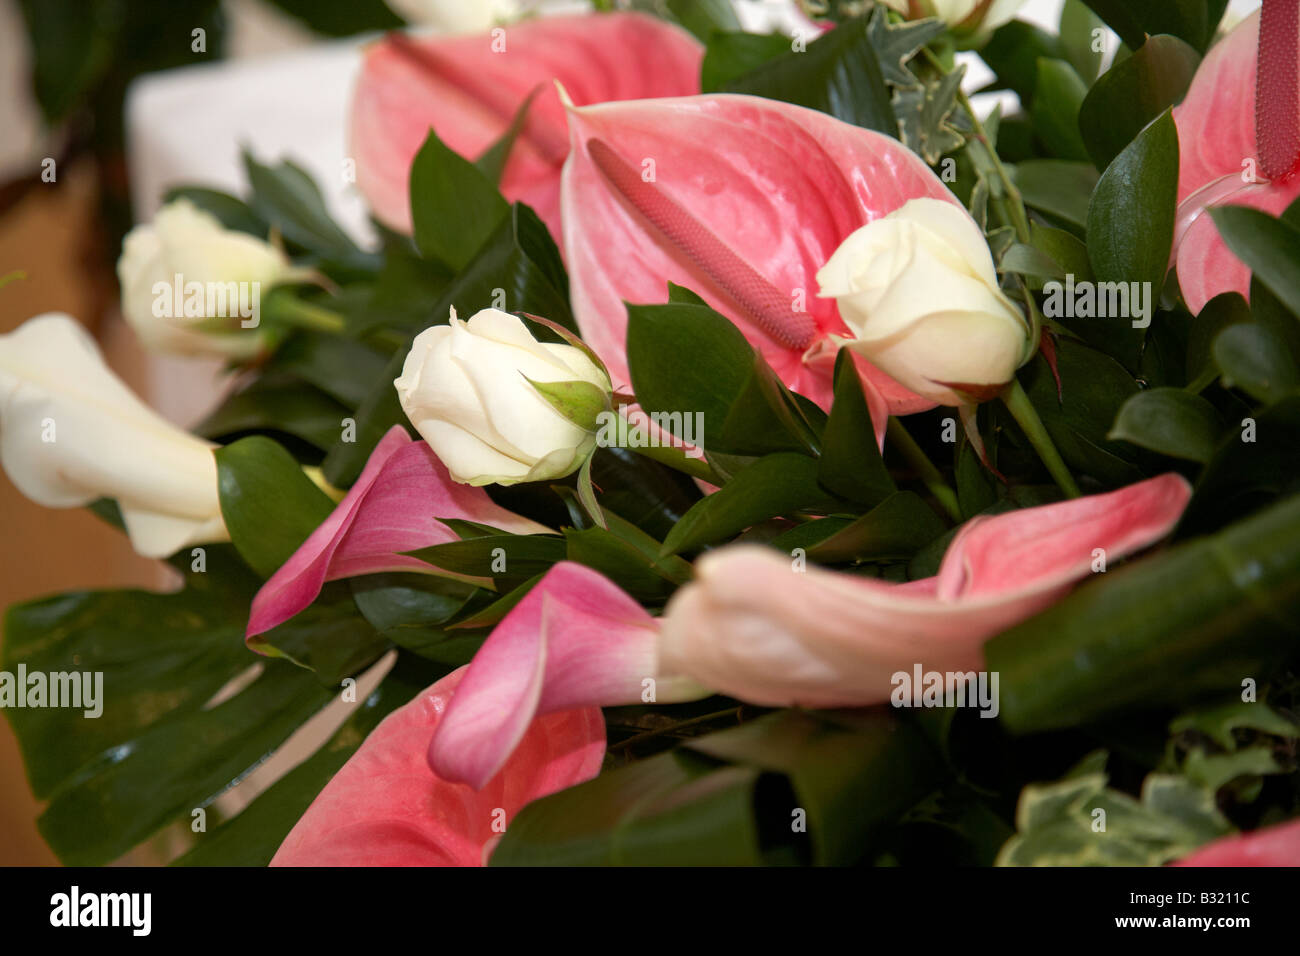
[[216, 436, 336, 578], [817, 350, 896, 507], [720, 14, 897, 136], [686, 710, 943, 866], [406, 533, 567, 592], [174, 658, 437, 866], [979, 20, 1065, 104], [1080, 0, 1213, 53], [564, 526, 681, 603], [260, 0, 401, 36], [625, 300, 810, 457], [1086, 109, 1179, 332], [1012, 160, 1098, 231], [665, 0, 740, 42], [251, 582, 391, 681], [163, 186, 267, 237], [988, 491, 1300, 733], [243, 153, 367, 266], [1209, 205, 1300, 320], [1060, 0, 1106, 83], [1213, 323, 1300, 405], [1186, 292, 1251, 385], [661, 453, 842, 555], [196, 375, 349, 451], [527, 377, 608, 432], [701, 31, 792, 91], [475, 88, 540, 186], [1109, 387, 1221, 462], [772, 492, 947, 564], [410, 128, 510, 271], [998, 764, 1231, 866], [895, 65, 967, 164], [866, 9, 946, 89], [1078, 35, 1200, 170], [1031, 58, 1090, 162], [491, 750, 768, 866]]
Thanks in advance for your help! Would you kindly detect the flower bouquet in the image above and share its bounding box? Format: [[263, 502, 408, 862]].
[[2, 0, 1298, 869]]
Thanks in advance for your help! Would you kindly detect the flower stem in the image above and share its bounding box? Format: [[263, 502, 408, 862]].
[[1000, 378, 1081, 499], [267, 293, 347, 334], [886, 417, 963, 523]]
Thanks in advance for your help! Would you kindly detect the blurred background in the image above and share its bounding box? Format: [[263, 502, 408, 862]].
[[0, 0, 1264, 864]]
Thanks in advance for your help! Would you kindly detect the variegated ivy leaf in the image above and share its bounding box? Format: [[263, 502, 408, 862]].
[[865, 6, 946, 89], [1164, 698, 1299, 796], [894, 64, 966, 164], [996, 753, 1232, 867]]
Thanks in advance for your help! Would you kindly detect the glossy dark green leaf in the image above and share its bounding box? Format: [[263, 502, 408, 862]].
[[688, 710, 944, 866], [406, 534, 567, 591], [1080, 0, 1213, 53], [1031, 58, 1090, 161], [216, 436, 337, 577], [1186, 292, 1251, 385], [989, 491, 1300, 733], [661, 453, 842, 555], [1013, 160, 1097, 231], [1213, 323, 1300, 405], [271, 329, 393, 409], [1078, 35, 1200, 170], [475, 88, 540, 187], [410, 128, 510, 271], [260, 0, 401, 36], [1109, 387, 1221, 462], [665, 0, 741, 41], [251, 582, 391, 682], [196, 375, 349, 451], [773, 492, 946, 564], [1086, 109, 1179, 306], [720, 14, 896, 136], [1210, 205, 1300, 320], [626, 301, 809, 456], [174, 658, 438, 866], [1059, 0, 1106, 83], [817, 350, 896, 506], [979, 20, 1065, 103], [163, 186, 267, 237], [701, 31, 793, 91], [243, 152, 367, 265]]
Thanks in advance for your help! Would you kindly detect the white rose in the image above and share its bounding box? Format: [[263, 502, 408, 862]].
[[383, 0, 521, 32], [817, 197, 1031, 406], [117, 198, 290, 359], [881, 0, 1026, 33], [0, 313, 229, 558], [395, 307, 611, 486]]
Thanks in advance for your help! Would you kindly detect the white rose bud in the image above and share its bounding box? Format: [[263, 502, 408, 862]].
[[117, 198, 290, 359], [881, 0, 1027, 35], [395, 308, 611, 486], [817, 198, 1031, 406], [0, 313, 229, 558]]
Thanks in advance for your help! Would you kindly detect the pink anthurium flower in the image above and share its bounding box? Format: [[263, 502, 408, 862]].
[[1172, 3, 1300, 313], [270, 666, 605, 866], [349, 12, 702, 239], [561, 92, 966, 436], [657, 473, 1192, 707], [1173, 818, 1300, 866], [246, 425, 548, 639], [427, 561, 707, 789]]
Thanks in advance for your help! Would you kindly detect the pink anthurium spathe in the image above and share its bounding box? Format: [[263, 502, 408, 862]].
[[349, 12, 702, 239], [246, 425, 548, 639], [1173, 818, 1300, 866], [427, 561, 707, 789], [560, 92, 966, 436], [657, 473, 1192, 708], [270, 666, 604, 866], [1172, 4, 1300, 314]]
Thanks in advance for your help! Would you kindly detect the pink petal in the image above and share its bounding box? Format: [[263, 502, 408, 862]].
[[246, 426, 547, 638], [270, 666, 604, 866], [1173, 818, 1300, 867], [428, 562, 690, 789], [657, 474, 1191, 707], [561, 92, 953, 418], [1171, 10, 1300, 312], [349, 13, 702, 239]]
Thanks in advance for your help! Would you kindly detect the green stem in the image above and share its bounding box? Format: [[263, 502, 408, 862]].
[[956, 87, 1032, 245], [1001, 378, 1081, 498], [886, 417, 963, 523], [268, 294, 346, 334]]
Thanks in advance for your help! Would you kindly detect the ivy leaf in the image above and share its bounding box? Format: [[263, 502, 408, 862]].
[[894, 64, 966, 164], [865, 7, 945, 89]]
